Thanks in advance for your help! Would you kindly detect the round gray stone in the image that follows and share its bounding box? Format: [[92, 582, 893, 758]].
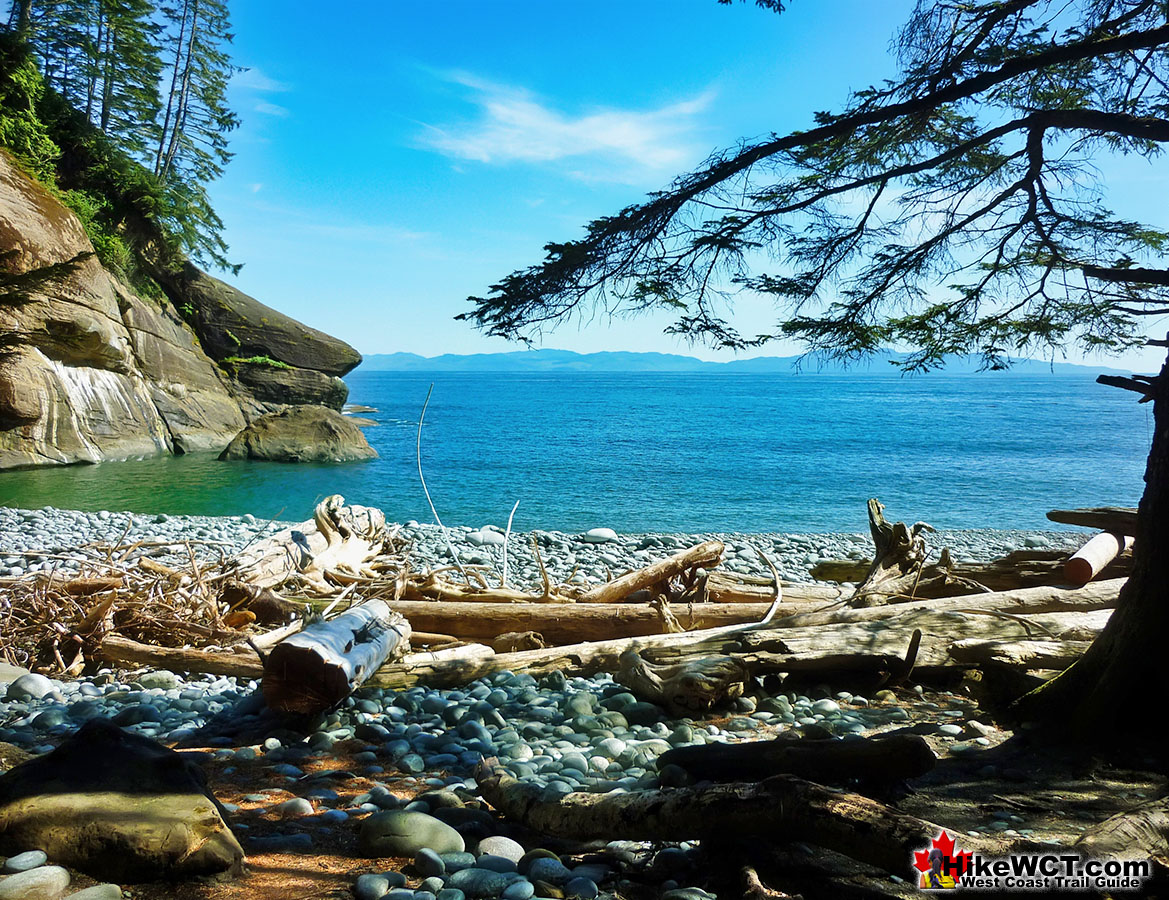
[[476, 835, 524, 864], [2, 851, 47, 873], [358, 810, 465, 857], [5, 673, 54, 702], [64, 887, 123, 900], [0, 865, 71, 900], [415, 847, 446, 878], [447, 867, 508, 898]]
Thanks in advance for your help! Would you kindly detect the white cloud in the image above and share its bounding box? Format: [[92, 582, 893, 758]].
[[249, 183, 263, 193], [233, 67, 291, 93], [254, 101, 290, 118], [420, 72, 713, 179]]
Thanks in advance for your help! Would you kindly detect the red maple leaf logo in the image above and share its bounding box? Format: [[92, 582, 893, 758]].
[[913, 830, 972, 887]]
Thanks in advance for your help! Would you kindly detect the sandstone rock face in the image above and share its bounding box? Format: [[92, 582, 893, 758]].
[[0, 718, 244, 882], [229, 359, 349, 409], [166, 263, 361, 376], [0, 149, 361, 468], [219, 405, 377, 463]]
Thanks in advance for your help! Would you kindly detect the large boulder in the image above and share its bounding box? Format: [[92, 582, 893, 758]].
[[165, 263, 361, 376], [0, 718, 244, 882], [219, 405, 377, 462]]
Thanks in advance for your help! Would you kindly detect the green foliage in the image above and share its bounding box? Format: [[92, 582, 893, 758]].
[[221, 355, 291, 370], [224, 328, 240, 346], [0, 2, 239, 273], [463, 1, 1169, 370], [58, 188, 132, 274], [0, 33, 59, 180]]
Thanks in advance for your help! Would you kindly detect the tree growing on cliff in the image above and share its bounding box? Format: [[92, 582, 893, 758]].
[[460, 0, 1169, 742]]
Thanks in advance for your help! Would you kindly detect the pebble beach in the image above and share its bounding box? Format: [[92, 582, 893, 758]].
[[0, 507, 1096, 900]]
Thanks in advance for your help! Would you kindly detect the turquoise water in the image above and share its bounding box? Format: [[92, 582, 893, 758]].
[[0, 371, 1152, 532]]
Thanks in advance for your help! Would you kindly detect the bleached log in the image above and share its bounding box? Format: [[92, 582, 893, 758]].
[[98, 634, 265, 679], [814, 547, 1130, 592], [474, 759, 1003, 876], [616, 647, 749, 716], [769, 578, 1123, 630], [1047, 506, 1138, 535], [367, 596, 1112, 691], [392, 599, 782, 644], [947, 638, 1094, 669], [262, 600, 410, 714], [704, 571, 844, 603], [1064, 532, 1135, 585], [577, 540, 724, 603], [222, 495, 386, 595]]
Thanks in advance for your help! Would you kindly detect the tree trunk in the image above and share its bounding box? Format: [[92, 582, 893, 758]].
[[1015, 350, 1169, 741]]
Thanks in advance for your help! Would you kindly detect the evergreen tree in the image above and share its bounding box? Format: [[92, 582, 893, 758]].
[[154, 0, 238, 268], [462, 0, 1169, 743]]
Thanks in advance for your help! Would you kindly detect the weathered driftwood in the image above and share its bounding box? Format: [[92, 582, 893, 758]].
[[491, 631, 547, 652], [98, 634, 265, 679], [1064, 532, 1135, 585], [1047, 506, 1138, 535], [947, 638, 1094, 670], [367, 589, 1114, 691], [262, 599, 410, 714], [769, 578, 1123, 630], [704, 571, 844, 604], [849, 499, 987, 607], [223, 495, 387, 596], [474, 759, 1003, 876], [616, 647, 749, 716], [657, 733, 936, 786], [1076, 797, 1169, 861], [391, 599, 784, 645], [813, 547, 1131, 592], [578, 540, 723, 603]]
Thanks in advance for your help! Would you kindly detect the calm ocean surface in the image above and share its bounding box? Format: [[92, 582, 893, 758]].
[[0, 371, 1152, 533]]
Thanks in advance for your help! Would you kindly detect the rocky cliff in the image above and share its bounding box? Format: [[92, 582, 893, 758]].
[[0, 150, 360, 469]]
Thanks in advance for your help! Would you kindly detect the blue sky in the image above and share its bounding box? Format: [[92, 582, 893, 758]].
[[212, 0, 1167, 370]]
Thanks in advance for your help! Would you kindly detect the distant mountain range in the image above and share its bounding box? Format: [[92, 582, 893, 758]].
[[357, 348, 1132, 375]]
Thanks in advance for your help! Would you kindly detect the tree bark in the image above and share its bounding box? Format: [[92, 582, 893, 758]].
[[1015, 350, 1169, 741]]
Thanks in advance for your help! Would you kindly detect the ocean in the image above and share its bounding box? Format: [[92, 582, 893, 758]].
[[0, 371, 1151, 533]]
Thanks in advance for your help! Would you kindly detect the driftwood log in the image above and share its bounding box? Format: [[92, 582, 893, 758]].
[[849, 499, 987, 607], [813, 547, 1131, 592], [390, 599, 791, 645], [365, 581, 1119, 691], [1047, 506, 1138, 535], [223, 495, 387, 596], [947, 638, 1094, 669], [474, 758, 1003, 877], [657, 732, 936, 786], [262, 600, 410, 714], [616, 647, 749, 716], [704, 571, 844, 604]]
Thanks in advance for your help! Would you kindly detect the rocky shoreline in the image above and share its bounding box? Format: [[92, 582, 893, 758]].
[[0, 505, 1089, 583], [0, 506, 1101, 900]]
